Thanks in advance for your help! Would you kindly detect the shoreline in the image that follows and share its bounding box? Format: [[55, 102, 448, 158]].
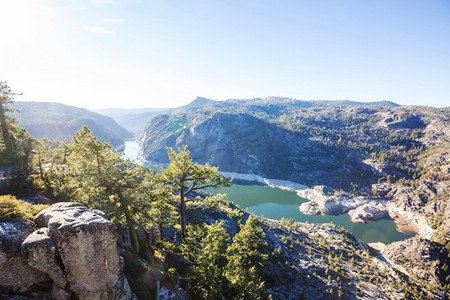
[[218, 171, 310, 192], [132, 150, 431, 239], [219, 171, 433, 238]]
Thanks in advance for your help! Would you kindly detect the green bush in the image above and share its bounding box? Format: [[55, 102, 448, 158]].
[[0, 195, 48, 222]]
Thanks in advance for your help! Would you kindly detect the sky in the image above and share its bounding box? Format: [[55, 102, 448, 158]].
[[1, 0, 449, 109]]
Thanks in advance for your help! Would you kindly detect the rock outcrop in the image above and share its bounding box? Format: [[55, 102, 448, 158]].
[[140, 112, 373, 190], [348, 201, 390, 223], [0, 202, 134, 300], [33, 202, 133, 300], [298, 188, 373, 216], [383, 238, 450, 286], [22, 228, 67, 289], [0, 221, 48, 292]]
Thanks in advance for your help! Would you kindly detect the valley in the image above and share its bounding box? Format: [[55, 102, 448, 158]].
[[2, 92, 449, 299], [134, 97, 450, 246], [125, 142, 414, 244], [13, 101, 132, 148], [3, 1, 449, 298]]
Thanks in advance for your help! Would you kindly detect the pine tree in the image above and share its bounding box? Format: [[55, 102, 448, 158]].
[[181, 221, 231, 299], [33, 138, 69, 197], [0, 82, 34, 195], [146, 173, 178, 240], [0, 81, 16, 153], [225, 215, 268, 299], [161, 146, 230, 242], [53, 126, 150, 254]]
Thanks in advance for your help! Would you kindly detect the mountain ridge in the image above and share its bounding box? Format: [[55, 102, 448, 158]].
[[12, 101, 132, 148]]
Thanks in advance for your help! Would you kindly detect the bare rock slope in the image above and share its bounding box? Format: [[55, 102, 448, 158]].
[[0, 202, 134, 300]]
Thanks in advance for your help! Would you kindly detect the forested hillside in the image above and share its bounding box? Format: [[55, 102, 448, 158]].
[[13, 101, 132, 148], [140, 97, 447, 190]]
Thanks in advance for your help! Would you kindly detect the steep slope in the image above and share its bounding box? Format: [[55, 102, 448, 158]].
[[140, 112, 373, 189], [140, 97, 444, 191], [13, 101, 132, 147], [183, 203, 450, 299]]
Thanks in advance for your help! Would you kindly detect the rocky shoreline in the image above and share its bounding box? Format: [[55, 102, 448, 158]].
[[297, 187, 435, 238], [218, 171, 435, 239], [132, 157, 435, 241]]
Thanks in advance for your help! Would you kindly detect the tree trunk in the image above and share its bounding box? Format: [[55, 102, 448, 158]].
[[37, 147, 51, 194], [158, 223, 164, 240], [121, 198, 140, 254], [180, 189, 186, 242], [96, 151, 102, 177], [0, 101, 9, 147]]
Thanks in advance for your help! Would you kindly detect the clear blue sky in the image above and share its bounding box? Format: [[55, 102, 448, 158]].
[[1, 0, 449, 109]]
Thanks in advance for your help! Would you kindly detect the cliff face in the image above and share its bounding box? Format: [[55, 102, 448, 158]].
[[0, 202, 133, 300], [139, 99, 431, 190], [140, 112, 372, 189]]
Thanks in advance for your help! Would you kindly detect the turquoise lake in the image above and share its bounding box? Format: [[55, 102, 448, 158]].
[[206, 183, 414, 244], [124, 142, 414, 244]]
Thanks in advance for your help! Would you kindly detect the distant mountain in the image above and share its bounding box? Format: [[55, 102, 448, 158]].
[[94, 107, 168, 119], [140, 112, 371, 189], [138, 96, 450, 191], [13, 101, 132, 148], [96, 97, 399, 136], [310, 100, 399, 107], [170, 97, 399, 116], [95, 107, 173, 136]]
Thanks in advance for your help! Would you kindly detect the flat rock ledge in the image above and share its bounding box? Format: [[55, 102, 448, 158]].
[[1, 202, 134, 300], [298, 187, 373, 216], [348, 201, 390, 223]]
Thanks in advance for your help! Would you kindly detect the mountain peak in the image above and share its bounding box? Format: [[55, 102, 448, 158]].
[[187, 97, 215, 108]]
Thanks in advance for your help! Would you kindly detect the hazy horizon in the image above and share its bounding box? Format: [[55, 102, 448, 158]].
[[2, 0, 449, 109], [14, 96, 450, 111]]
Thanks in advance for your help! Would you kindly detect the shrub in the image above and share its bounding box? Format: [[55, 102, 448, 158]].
[[0, 195, 48, 222]]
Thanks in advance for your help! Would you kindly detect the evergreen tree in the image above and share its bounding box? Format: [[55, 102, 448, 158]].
[[53, 126, 150, 253], [146, 172, 178, 240], [225, 215, 268, 299], [33, 138, 69, 197], [0, 81, 16, 153], [0, 82, 34, 195], [180, 222, 208, 263], [181, 221, 231, 299], [161, 146, 230, 242]]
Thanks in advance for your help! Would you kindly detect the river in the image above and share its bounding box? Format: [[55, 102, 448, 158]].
[[124, 141, 414, 244]]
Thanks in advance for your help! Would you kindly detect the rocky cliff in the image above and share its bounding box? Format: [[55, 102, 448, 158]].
[[140, 112, 372, 189], [0, 202, 133, 299], [164, 200, 450, 299]]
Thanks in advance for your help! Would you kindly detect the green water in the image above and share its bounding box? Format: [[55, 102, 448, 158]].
[[124, 142, 414, 244], [206, 183, 414, 244]]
